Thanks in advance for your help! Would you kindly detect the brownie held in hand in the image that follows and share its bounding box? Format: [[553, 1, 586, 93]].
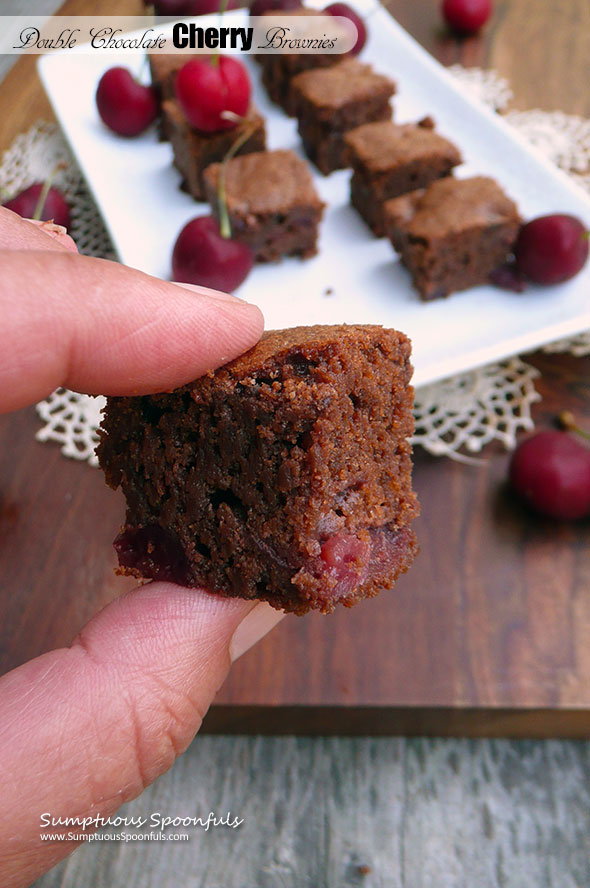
[[97, 325, 419, 615], [384, 176, 521, 300]]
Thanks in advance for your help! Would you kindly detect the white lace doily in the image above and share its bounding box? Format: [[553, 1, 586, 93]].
[[412, 357, 540, 456], [35, 388, 105, 468], [0, 120, 116, 262], [0, 66, 586, 463]]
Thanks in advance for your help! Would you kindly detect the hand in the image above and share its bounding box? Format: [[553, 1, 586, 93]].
[[0, 208, 283, 888]]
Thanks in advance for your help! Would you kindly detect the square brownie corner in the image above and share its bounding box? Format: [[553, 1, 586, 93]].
[[384, 176, 521, 300], [290, 59, 396, 174], [163, 100, 267, 202], [203, 149, 325, 261], [256, 9, 341, 115], [344, 117, 462, 236]]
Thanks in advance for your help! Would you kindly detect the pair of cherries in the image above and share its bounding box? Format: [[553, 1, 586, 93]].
[[95, 36, 255, 287], [95, 2, 365, 290], [170, 0, 366, 289], [96, 0, 366, 137]]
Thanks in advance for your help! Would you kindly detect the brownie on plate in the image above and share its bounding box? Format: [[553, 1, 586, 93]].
[[256, 10, 341, 115], [97, 325, 419, 615], [290, 59, 396, 174], [148, 54, 198, 140], [203, 149, 325, 261], [344, 117, 462, 236], [163, 99, 266, 202], [149, 54, 196, 100], [384, 176, 521, 300]]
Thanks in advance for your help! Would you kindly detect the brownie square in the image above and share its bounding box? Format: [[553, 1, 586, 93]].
[[344, 117, 462, 236], [149, 54, 196, 100], [203, 149, 325, 261], [256, 10, 341, 115], [163, 99, 267, 202], [97, 325, 419, 615], [384, 176, 521, 300], [149, 54, 199, 140], [290, 60, 396, 174]]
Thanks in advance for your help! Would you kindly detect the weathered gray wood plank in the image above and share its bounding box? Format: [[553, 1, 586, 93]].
[[33, 737, 590, 888]]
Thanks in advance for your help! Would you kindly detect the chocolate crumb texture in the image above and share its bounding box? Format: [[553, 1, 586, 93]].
[[97, 325, 419, 615]]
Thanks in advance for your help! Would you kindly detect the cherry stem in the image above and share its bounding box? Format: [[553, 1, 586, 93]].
[[211, 0, 229, 66], [138, 52, 151, 83], [557, 410, 590, 441], [217, 114, 256, 239], [32, 161, 67, 222]]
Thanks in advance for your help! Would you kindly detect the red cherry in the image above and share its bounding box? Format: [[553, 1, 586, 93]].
[[321, 532, 371, 570], [172, 215, 253, 291], [175, 57, 250, 132], [514, 214, 589, 285], [3, 183, 71, 229], [250, 0, 302, 14], [96, 67, 158, 137], [509, 430, 590, 520], [114, 525, 192, 587], [324, 2, 367, 54], [320, 532, 371, 597], [442, 0, 492, 35]]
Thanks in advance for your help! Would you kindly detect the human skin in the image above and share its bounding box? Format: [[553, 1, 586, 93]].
[[0, 207, 283, 887]]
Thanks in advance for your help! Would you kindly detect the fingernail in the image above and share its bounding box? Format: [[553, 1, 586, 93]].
[[172, 281, 245, 303], [229, 602, 285, 662]]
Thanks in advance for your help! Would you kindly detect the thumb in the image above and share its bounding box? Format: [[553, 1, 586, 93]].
[[0, 584, 283, 888]]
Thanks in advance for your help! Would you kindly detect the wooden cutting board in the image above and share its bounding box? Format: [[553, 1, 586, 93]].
[[1, 0, 589, 737], [1, 351, 589, 737]]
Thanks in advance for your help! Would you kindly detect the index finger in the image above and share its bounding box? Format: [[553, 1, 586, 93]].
[[0, 206, 76, 252], [0, 249, 263, 413]]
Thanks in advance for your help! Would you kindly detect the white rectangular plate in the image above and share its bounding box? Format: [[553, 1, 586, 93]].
[[38, 2, 590, 387]]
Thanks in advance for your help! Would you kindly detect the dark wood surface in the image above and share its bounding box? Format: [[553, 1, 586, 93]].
[[1, 0, 589, 736]]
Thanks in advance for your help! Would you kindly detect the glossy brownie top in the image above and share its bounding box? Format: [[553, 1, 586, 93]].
[[344, 118, 462, 173], [203, 149, 324, 214], [291, 60, 396, 112], [384, 176, 521, 239]]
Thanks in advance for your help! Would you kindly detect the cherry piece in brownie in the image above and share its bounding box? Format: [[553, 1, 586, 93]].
[[344, 117, 462, 236], [290, 60, 396, 174], [97, 325, 419, 615], [384, 176, 521, 300], [203, 149, 324, 261], [163, 99, 266, 202]]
